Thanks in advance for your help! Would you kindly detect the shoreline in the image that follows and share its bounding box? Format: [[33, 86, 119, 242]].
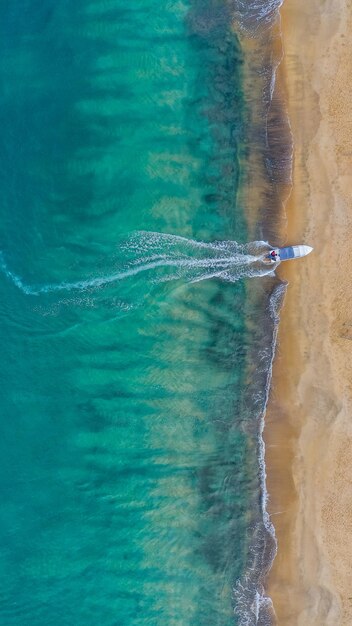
[[265, 0, 352, 624]]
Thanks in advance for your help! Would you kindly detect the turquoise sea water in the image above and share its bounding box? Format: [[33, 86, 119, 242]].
[[0, 2, 287, 625]]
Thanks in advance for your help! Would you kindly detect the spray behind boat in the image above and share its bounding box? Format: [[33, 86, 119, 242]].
[[264, 244, 313, 264], [0, 234, 314, 297]]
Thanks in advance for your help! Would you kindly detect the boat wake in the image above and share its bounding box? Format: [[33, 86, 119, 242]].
[[0, 231, 276, 297]]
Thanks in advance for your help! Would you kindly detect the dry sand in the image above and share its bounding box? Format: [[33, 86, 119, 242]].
[[265, 0, 352, 624]]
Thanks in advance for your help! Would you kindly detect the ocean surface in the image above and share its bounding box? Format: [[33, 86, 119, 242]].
[[0, 2, 289, 625]]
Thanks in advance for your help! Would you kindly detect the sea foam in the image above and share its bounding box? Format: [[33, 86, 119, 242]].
[[0, 232, 277, 297]]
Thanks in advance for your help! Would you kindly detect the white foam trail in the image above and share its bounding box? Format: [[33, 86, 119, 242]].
[[0, 253, 37, 295], [0, 233, 276, 296]]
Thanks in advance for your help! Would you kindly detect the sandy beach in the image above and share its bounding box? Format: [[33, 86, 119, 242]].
[[265, 0, 352, 623]]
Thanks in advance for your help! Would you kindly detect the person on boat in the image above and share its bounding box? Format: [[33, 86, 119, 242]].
[[270, 250, 278, 260]]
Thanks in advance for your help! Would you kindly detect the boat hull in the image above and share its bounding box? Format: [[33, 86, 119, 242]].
[[265, 245, 313, 263]]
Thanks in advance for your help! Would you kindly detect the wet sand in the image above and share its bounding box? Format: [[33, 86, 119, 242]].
[[265, 0, 352, 624]]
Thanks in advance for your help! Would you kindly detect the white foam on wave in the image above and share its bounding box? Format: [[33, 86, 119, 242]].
[[233, 0, 284, 34], [233, 281, 287, 626]]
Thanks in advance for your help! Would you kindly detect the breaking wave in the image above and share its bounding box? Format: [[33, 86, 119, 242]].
[[232, 0, 284, 33]]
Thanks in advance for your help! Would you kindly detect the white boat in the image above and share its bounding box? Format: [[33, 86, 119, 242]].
[[265, 245, 313, 263]]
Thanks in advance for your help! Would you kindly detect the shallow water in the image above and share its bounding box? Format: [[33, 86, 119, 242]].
[[0, 2, 286, 625]]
